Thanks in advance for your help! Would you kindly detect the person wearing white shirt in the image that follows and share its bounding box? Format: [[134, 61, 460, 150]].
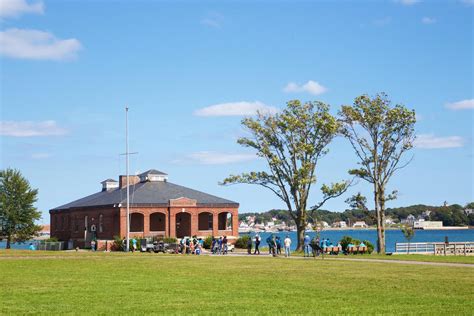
[[283, 235, 292, 257]]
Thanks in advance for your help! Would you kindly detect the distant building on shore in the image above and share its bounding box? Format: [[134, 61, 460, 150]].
[[352, 221, 368, 228], [333, 221, 347, 228], [49, 169, 239, 248], [413, 220, 443, 229]]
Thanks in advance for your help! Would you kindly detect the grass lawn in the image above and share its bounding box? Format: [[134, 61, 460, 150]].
[[1, 251, 473, 315], [336, 253, 474, 264]]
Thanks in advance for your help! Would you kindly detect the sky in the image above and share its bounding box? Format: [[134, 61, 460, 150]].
[[0, 0, 473, 224]]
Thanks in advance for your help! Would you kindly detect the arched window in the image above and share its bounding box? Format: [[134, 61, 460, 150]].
[[130, 213, 144, 232], [150, 212, 165, 231], [99, 214, 104, 233], [218, 212, 232, 230], [198, 212, 213, 231]]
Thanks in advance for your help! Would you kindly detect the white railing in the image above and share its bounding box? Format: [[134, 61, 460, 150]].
[[395, 242, 474, 255]]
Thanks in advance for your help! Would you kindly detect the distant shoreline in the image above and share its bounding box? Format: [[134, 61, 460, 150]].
[[239, 226, 472, 233]]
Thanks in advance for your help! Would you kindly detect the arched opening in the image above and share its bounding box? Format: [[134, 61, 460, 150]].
[[175, 212, 191, 238], [198, 212, 213, 231], [130, 213, 144, 232], [150, 212, 166, 232], [218, 212, 232, 230], [99, 214, 104, 233]]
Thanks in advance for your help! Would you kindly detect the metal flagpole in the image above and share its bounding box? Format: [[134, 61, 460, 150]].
[[120, 106, 138, 252], [125, 106, 130, 252]]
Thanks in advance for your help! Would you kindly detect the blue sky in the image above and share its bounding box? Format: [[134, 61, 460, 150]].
[[1, 0, 473, 223]]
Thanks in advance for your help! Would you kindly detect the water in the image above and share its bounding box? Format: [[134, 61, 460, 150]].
[[241, 229, 474, 252], [1, 229, 473, 252]]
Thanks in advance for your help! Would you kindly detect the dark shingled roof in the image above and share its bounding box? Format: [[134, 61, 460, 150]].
[[51, 181, 238, 211], [101, 178, 117, 183], [139, 169, 168, 176]]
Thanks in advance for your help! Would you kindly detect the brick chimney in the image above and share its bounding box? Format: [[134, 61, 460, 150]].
[[119, 175, 140, 188]]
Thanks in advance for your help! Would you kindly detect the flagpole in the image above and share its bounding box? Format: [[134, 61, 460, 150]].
[[125, 106, 130, 252]]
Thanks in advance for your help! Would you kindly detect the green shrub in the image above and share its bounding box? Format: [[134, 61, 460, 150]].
[[112, 236, 124, 251], [235, 235, 251, 249], [339, 235, 353, 252], [363, 240, 374, 254], [45, 237, 58, 242], [163, 237, 177, 243], [203, 236, 213, 249]]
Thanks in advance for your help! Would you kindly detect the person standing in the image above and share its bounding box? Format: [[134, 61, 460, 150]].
[[276, 236, 282, 255], [284, 235, 291, 257], [222, 236, 228, 255], [247, 234, 252, 255], [131, 238, 137, 252], [303, 234, 311, 257], [254, 234, 260, 255], [217, 237, 223, 255]]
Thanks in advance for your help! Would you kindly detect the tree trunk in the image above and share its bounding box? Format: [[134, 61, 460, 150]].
[[6, 236, 11, 249], [374, 184, 386, 254], [296, 224, 305, 251]]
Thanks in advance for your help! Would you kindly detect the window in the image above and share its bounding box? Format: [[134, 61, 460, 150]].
[[99, 214, 103, 233]]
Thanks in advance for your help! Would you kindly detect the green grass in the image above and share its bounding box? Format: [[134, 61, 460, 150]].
[[339, 253, 474, 264], [284, 250, 474, 264], [1, 251, 473, 315]]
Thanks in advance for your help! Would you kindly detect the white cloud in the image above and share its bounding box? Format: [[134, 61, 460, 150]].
[[177, 151, 257, 165], [194, 101, 279, 117], [283, 80, 328, 95], [0, 0, 43, 18], [31, 153, 52, 159], [396, 0, 421, 5], [0, 120, 68, 137], [460, 0, 474, 6], [414, 134, 464, 149], [0, 28, 82, 60], [445, 99, 474, 110], [200, 12, 224, 28], [421, 17, 436, 24]]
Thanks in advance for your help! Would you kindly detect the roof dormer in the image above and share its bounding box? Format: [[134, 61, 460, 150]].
[[139, 169, 168, 182], [101, 179, 118, 191]]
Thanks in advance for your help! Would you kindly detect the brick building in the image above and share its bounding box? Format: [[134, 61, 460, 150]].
[[49, 169, 239, 248]]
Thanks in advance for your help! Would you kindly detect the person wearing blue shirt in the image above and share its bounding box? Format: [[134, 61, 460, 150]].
[[304, 235, 311, 257], [28, 243, 36, 251]]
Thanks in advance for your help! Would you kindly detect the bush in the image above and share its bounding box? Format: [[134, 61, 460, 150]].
[[203, 236, 213, 249], [363, 240, 374, 254], [339, 235, 353, 252], [162, 237, 177, 243], [45, 237, 58, 242], [235, 235, 250, 249], [112, 236, 124, 251]]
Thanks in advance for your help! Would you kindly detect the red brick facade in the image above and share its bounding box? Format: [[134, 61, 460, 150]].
[[50, 204, 239, 247]]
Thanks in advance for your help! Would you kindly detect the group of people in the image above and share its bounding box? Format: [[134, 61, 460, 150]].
[[210, 236, 229, 255], [179, 236, 204, 255], [246, 234, 293, 257]]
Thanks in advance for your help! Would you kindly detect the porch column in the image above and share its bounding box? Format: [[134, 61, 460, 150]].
[[232, 209, 239, 237], [169, 208, 176, 238], [143, 212, 150, 236], [212, 211, 219, 236], [191, 210, 198, 237]]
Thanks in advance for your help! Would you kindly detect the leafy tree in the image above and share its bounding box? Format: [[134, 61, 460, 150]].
[[465, 202, 474, 209], [339, 93, 416, 254], [0, 168, 41, 249], [401, 225, 415, 254], [222, 100, 350, 250]]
